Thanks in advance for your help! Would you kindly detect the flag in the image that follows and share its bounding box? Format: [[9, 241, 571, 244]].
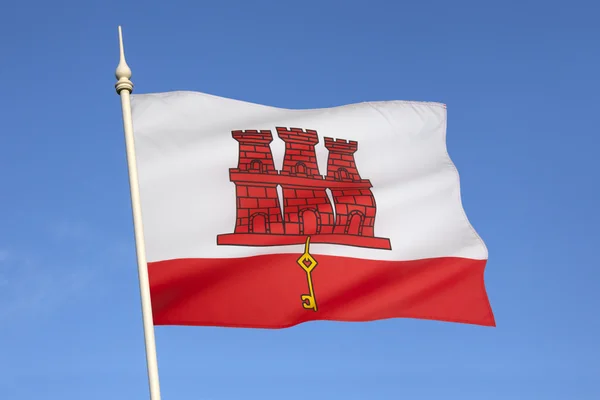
[[129, 91, 495, 328]]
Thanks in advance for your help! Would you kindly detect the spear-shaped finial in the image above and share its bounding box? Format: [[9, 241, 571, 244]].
[[115, 26, 133, 94]]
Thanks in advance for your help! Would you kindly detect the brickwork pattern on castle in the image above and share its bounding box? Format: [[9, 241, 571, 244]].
[[217, 127, 391, 250]]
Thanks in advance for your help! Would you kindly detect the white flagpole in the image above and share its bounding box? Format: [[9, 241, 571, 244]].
[[114, 26, 162, 400]]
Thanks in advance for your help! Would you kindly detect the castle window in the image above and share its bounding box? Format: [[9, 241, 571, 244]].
[[249, 160, 262, 172], [295, 162, 307, 176], [337, 168, 350, 181]]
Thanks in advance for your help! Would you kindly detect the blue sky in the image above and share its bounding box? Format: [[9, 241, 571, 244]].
[[0, 0, 598, 399]]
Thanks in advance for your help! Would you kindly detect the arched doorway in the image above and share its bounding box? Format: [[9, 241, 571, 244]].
[[300, 209, 319, 235], [250, 213, 268, 233], [346, 212, 363, 235]]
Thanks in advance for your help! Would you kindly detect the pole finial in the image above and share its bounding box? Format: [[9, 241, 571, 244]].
[[115, 26, 134, 94]]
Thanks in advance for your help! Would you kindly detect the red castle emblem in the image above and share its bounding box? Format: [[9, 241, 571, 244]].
[[217, 127, 391, 250]]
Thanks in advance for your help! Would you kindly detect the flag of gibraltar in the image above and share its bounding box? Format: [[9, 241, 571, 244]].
[[130, 91, 495, 328]]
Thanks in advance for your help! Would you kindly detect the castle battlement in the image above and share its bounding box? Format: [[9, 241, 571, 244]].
[[324, 137, 358, 154], [232, 129, 273, 144], [276, 127, 320, 145], [217, 127, 391, 250]]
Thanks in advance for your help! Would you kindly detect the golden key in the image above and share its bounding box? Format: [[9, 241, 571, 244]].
[[297, 237, 318, 312]]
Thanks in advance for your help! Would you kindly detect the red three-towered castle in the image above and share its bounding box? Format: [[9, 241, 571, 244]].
[[216, 127, 391, 250]]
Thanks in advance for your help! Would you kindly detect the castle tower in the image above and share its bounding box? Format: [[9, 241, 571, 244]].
[[323, 137, 361, 181], [232, 129, 278, 174], [276, 127, 334, 235], [229, 130, 284, 235], [277, 127, 321, 178], [324, 137, 377, 237]]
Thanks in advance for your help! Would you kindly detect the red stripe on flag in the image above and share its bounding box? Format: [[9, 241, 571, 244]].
[[148, 255, 495, 328]]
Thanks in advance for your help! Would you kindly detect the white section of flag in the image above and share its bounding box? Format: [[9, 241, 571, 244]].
[[130, 91, 486, 263]]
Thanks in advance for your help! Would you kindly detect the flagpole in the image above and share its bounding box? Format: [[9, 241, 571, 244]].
[[114, 26, 162, 400]]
